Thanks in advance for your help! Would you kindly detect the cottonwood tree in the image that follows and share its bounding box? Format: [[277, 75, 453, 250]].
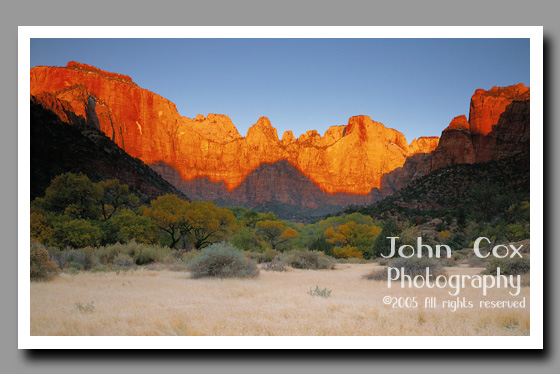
[[324, 221, 382, 257], [95, 179, 139, 221], [255, 220, 299, 250], [182, 201, 237, 249], [143, 194, 188, 248], [35, 172, 102, 219]]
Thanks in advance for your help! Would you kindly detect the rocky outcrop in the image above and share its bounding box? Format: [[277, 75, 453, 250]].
[[31, 62, 438, 195], [31, 62, 529, 217], [380, 88, 530, 196], [30, 96, 187, 203], [408, 136, 440, 156], [469, 83, 529, 135], [472, 99, 530, 163]]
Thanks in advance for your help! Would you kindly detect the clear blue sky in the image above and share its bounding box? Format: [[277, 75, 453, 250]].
[[30, 38, 529, 142]]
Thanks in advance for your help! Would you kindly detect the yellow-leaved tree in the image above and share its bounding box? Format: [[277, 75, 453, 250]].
[[182, 201, 237, 249], [324, 221, 382, 259], [143, 194, 188, 248], [255, 219, 299, 250]]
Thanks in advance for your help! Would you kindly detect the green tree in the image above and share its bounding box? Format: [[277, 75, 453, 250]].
[[95, 179, 139, 221], [50, 218, 102, 248], [324, 221, 382, 258], [35, 172, 102, 219], [182, 201, 237, 249], [309, 234, 334, 256], [255, 219, 299, 250], [371, 219, 402, 258], [103, 208, 157, 244], [230, 226, 262, 252], [143, 194, 188, 248]]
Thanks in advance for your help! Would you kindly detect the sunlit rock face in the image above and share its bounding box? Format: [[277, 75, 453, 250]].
[[380, 85, 530, 195], [408, 136, 440, 156], [31, 62, 440, 196], [469, 83, 530, 135]]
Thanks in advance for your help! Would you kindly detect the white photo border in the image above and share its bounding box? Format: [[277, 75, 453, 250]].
[[18, 26, 544, 349]]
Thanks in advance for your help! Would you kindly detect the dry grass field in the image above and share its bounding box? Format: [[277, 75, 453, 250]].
[[30, 264, 530, 336]]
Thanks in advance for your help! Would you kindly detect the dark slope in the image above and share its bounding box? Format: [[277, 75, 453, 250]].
[[342, 150, 529, 221], [151, 160, 382, 222], [30, 97, 187, 204]]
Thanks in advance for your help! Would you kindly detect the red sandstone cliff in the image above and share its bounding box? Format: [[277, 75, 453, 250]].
[[31, 62, 438, 196], [381, 86, 530, 196], [469, 83, 529, 135]]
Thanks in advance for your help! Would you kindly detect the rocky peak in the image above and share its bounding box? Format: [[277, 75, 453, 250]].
[[447, 115, 470, 131], [385, 128, 409, 152], [187, 113, 242, 143], [246, 116, 279, 142], [298, 129, 321, 144], [345, 115, 370, 138], [469, 83, 530, 135], [66, 61, 135, 84], [322, 125, 346, 146], [281, 130, 295, 144], [408, 136, 440, 156]]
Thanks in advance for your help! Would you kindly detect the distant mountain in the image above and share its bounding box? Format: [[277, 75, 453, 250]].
[[151, 160, 382, 222], [29, 62, 530, 221], [30, 61, 438, 197], [344, 150, 529, 220], [30, 95, 187, 203], [380, 87, 530, 196]]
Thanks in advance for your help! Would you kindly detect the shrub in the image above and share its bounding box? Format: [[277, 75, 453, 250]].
[[389, 257, 447, 278], [377, 258, 390, 266], [51, 248, 99, 270], [146, 250, 197, 272], [282, 250, 335, 270], [262, 260, 287, 272], [96, 241, 173, 266], [307, 286, 332, 297], [333, 245, 363, 259], [111, 253, 135, 268], [188, 242, 259, 279], [364, 257, 446, 281], [483, 257, 530, 276], [363, 268, 388, 281], [97, 243, 122, 265], [244, 248, 278, 264], [438, 257, 456, 267], [30, 242, 59, 280]]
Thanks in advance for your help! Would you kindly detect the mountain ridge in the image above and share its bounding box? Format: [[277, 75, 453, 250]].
[[30, 62, 530, 221], [30, 61, 439, 195]]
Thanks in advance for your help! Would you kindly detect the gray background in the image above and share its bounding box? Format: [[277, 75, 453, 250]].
[[2, 0, 556, 373]]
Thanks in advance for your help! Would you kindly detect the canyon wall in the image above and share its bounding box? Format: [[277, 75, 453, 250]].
[[31, 62, 438, 196]]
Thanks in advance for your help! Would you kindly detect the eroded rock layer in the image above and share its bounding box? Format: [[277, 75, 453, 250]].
[[31, 62, 438, 195]]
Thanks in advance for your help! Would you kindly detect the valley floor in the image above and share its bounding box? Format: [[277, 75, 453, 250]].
[[30, 264, 530, 336]]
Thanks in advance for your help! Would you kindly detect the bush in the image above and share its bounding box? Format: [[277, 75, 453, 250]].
[[96, 244, 122, 265], [363, 267, 388, 281], [188, 242, 259, 279], [483, 257, 530, 276], [262, 260, 287, 272], [30, 242, 59, 280], [282, 250, 335, 270], [333, 245, 363, 259], [96, 241, 173, 266], [244, 248, 278, 264], [51, 248, 99, 270], [112, 253, 136, 268], [377, 258, 390, 266], [307, 286, 332, 297], [389, 257, 447, 278], [146, 250, 198, 272], [364, 257, 446, 281]]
